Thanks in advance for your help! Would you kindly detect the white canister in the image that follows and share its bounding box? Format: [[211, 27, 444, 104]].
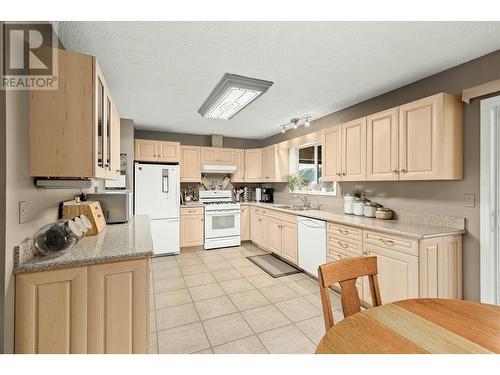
[[344, 193, 356, 214], [353, 198, 370, 216], [364, 202, 382, 218]]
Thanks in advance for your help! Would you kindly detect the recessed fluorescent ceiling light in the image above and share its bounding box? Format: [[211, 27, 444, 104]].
[[198, 73, 273, 120]]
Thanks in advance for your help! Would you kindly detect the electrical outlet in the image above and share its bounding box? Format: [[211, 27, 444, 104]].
[[19, 201, 29, 224], [464, 194, 475, 208]]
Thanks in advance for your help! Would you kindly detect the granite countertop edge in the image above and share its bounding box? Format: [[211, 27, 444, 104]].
[[14, 251, 153, 274], [14, 215, 154, 275]]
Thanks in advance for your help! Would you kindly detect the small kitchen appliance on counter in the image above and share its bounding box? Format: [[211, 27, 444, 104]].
[[87, 191, 132, 224], [199, 190, 240, 250], [255, 187, 262, 202], [260, 188, 274, 203]]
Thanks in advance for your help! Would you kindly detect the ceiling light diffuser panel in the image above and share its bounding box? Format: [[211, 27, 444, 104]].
[[198, 73, 273, 120]]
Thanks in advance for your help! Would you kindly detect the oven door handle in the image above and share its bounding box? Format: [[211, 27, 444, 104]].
[[205, 211, 240, 216]]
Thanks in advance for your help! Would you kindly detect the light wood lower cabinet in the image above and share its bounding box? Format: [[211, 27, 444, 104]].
[[15, 258, 150, 354], [180, 207, 204, 247], [363, 244, 419, 304], [240, 205, 250, 241], [249, 207, 298, 265], [16, 267, 88, 354], [281, 221, 298, 264], [87, 259, 149, 354], [268, 218, 283, 256]]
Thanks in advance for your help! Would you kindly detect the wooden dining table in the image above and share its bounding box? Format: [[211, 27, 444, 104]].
[[315, 298, 500, 354]]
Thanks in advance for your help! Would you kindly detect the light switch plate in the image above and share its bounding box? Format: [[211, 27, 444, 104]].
[[19, 201, 29, 224], [464, 194, 475, 208]]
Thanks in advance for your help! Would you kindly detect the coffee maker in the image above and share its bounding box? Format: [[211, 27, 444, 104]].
[[261, 188, 274, 203]]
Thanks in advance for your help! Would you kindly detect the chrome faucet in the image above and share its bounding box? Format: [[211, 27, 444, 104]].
[[295, 195, 311, 208]]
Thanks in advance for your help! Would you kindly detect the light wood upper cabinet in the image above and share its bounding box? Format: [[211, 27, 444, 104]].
[[158, 141, 181, 162], [135, 140, 180, 163], [30, 49, 120, 179], [320, 93, 462, 182], [261, 147, 273, 182], [108, 103, 121, 179], [322, 125, 342, 181], [240, 205, 250, 241], [366, 108, 399, 181], [16, 267, 88, 354], [180, 207, 204, 247], [260, 144, 289, 182], [87, 259, 149, 354], [135, 139, 158, 162], [201, 147, 235, 165], [180, 146, 202, 182], [341, 117, 367, 181], [399, 92, 463, 180], [232, 149, 246, 182], [245, 149, 262, 182]]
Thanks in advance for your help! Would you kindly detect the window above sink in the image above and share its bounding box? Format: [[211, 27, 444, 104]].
[[288, 142, 337, 196]]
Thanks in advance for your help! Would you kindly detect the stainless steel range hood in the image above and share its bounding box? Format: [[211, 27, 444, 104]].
[[201, 164, 236, 174]]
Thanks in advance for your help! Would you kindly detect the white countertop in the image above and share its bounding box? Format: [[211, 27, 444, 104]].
[[244, 202, 465, 239]]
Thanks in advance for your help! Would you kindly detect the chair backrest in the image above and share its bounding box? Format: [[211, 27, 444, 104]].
[[317, 256, 382, 331]]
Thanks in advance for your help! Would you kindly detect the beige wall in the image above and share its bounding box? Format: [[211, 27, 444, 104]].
[[135, 129, 262, 149], [1, 90, 90, 353], [262, 49, 500, 302]]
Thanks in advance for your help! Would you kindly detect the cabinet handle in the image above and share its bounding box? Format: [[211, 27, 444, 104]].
[[338, 229, 350, 235], [392, 169, 399, 174], [399, 168, 406, 173], [342, 172, 346, 176], [337, 241, 349, 249], [379, 238, 395, 246], [336, 173, 342, 176]]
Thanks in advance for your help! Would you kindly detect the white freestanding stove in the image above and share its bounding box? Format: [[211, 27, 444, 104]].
[[199, 190, 241, 250]]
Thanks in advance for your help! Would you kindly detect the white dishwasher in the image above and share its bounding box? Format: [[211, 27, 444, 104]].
[[298, 216, 327, 277]]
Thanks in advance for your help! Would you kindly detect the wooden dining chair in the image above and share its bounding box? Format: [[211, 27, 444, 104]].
[[317, 256, 382, 331]]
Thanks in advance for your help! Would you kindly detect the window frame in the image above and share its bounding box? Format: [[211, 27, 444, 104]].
[[289, 141, 337, 196]]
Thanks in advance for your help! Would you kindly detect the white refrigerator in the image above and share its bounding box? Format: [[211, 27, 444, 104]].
[[134, 163, 180, 256]]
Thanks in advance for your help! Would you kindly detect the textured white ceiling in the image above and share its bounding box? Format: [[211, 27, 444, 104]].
[[56, 21, 500, 139]]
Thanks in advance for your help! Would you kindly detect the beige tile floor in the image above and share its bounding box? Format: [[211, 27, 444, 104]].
[[149, 243, 344, 354]]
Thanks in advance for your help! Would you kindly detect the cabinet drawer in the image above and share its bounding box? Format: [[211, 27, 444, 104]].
[[327, 238, 363, 256], [181, 207, 204, 216], [328, 222, 363, 243], [267, 209, 297, 224], [364, 230, 418, 256]]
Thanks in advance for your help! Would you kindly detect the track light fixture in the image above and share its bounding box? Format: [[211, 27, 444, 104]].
[[279, 115, 312, 134]]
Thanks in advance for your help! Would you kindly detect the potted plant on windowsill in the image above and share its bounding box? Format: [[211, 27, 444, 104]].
[[284, 172, 308, 192]]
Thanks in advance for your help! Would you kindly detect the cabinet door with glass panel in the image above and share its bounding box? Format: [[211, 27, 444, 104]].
[[29, 49, 120, 179]]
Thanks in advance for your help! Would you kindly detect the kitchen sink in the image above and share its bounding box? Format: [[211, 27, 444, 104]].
[[273, 204, 310, 211]]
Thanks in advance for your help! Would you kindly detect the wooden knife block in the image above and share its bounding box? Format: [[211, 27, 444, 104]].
[[62, 200, 106, 236]]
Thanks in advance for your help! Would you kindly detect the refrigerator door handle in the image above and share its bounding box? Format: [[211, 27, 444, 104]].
[[162, 169, 169, 193]]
